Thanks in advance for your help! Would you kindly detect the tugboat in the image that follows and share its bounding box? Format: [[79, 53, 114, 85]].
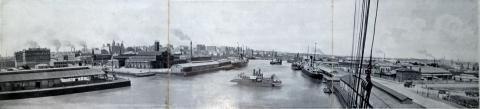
[[291, 62, 302, 70], [270, 58, 282, 65], [230, 69, 282, 87]]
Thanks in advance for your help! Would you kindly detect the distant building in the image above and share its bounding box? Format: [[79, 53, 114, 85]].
[[92, 54, 112, 66], [113, 53, 136, 68], [196, 44, 206, 51], [453, 74, 478, 82], [125, 51, 181, 69], [392, 68, 421, 82], [15, 48, 51, 68], [105, 59, 120, 68], [125, 55, 157, 69], [413, 66, 452, 80], [107, 40, 125, 55], [51, 52, 75, 61]]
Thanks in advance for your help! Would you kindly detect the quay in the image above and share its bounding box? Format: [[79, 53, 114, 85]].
[[0, 67, 131, 100], [108, 68, 170, 77], [314, 63, 424, 108], [0, 79, 130, 100]]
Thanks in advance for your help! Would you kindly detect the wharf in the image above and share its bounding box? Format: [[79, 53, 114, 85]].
[[0, 79, 131, 100], [110, 68, 175, 77], [372, 77, 458, 108]]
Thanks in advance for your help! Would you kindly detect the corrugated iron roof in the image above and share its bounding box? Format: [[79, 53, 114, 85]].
[[0, 68, 105, 83]]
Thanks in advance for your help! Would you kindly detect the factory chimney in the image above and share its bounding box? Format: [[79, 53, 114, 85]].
[[190, 41, 193, 61]]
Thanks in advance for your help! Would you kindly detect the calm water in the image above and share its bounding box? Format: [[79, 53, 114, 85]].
[[0, 60, 342, 109]]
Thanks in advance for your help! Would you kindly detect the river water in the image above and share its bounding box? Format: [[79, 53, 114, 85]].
[[0, 60, 342, 109]]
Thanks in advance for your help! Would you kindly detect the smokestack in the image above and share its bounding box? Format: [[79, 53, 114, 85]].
[[190, 41, 193, 61]]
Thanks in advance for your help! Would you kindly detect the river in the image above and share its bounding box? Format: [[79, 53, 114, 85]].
[[0, 60, 342, 109]]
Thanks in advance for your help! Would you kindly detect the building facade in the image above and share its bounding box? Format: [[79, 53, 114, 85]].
[[15, 48, 51, 68], [393, 68, 421, 82]]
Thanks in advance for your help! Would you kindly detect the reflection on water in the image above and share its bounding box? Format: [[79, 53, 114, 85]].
[[0, 60, 341, 109]]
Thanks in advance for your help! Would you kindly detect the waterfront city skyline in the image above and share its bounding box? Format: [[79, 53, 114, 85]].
[[0, 0, 478, 62]]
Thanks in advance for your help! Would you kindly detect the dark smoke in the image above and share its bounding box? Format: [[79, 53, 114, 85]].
[[64, 41, 75, 50], [417, 49, 435, 58], [172, 29, 191, 41], [50, 39, 61, 52]]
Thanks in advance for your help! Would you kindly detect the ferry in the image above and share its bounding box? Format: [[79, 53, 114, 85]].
[[230, 69, 282, 87]]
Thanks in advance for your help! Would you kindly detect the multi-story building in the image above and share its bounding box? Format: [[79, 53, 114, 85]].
[[392, 68, 421, 82], [125, 51, 185, 69], [106, 40, 125, 55], [14, 48, 51, 68]]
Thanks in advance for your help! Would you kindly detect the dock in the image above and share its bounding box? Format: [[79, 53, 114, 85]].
[[109, 68, 176, 77], [0, 79, 131, 100]]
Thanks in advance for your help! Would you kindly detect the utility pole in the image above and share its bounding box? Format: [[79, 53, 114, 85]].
[[314, 42, 317, 61]]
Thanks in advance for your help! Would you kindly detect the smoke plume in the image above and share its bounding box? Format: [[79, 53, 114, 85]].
[[417, 49, 435, 58], [64, 41, 75, 51], [50, 39, 62, 52], [172, 29, 191, 41]]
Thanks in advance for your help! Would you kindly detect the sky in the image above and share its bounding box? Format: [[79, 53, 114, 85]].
[[0, 0, 478, 62]]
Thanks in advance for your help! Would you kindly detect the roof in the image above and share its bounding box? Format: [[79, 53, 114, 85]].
[[0, 68, 105, 82], [173, 61, 219, 68], [126, 56, 156, 62], [137, 51, 164, 56], [372, 81, 412, 102], [414, 66, 450, 74], [395, 68, 419, 72]]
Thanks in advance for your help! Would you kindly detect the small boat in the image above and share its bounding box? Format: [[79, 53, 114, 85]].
[[230, 69, 282, 87]]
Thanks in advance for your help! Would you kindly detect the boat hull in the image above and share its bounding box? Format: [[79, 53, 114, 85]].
[[231, 79, 281, 87], [301, 68, 323, 79], [232, 61, 248, 68], [270, 61, 282, 65]]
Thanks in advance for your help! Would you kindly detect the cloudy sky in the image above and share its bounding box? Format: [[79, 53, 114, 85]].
[[0, 0, 478, 62]]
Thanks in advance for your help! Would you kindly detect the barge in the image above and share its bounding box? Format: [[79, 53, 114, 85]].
[[171, 61, 221, 76]]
